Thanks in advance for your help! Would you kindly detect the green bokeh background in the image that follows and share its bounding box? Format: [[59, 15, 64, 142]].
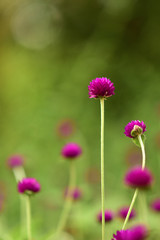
[[0, 0, 160, 239]]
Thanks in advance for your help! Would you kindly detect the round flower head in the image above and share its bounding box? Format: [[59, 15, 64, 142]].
[[18, 178, 41, 195], [124, 166, 153, 189], [57, 119, 75, 138], [61, 143, 82, 159], [88, 77, 115, 99], [7, 155, 24, 168], [97, 209, 114, 223], [112, 230, 131, 240], [130, 225, 148, 240], [118, 206, 136, 220], [64, 187, 82, 201], [124, 120, 146, 138], [151, 198, 160, 212]]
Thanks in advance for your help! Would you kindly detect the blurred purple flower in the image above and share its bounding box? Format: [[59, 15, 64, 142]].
[[56, 119, 75, 138], [64, 187, 82, 201], [18, 178, 41, 195], [151, 198, 160, 212], [118, 206, 136, 220], [112, 230, 131, 240], [88, 77, 115, 99], [124, 120, 146, 138], [130, 224, 148, 240], [97, 209, 114, 223], [61, 143, 82, 159], [7, 155, 24, 168], [124, 166, 153, 189]]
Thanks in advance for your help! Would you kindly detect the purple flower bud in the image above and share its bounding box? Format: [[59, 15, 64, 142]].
[[97, 210, 114, 223], [124, 120, 146, 138], [7, 155, 24, 168], [124, 166, 153, 189], [88, 77, 115, 99], [61, 143, 82, 159], [112, 230, 131, 240], [151, 198, 160, 212], [118, 206, 136, 220], [64, 187, 82, 201], [130, 224, 148, 240], [18, 178, 41, 195]]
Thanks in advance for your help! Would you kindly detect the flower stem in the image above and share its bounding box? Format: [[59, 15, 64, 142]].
[[122, 134, 146, 230], [26, 195, 32, 240], [52, 161, 76, 239], [100, 98, 105, 240]]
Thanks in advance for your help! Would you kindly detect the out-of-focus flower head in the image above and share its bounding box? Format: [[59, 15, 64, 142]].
[[61, 143, 82, 159], [117, 206, 136, 220], [56, 119, 75, 138], [18, 178, 41, 196], [7, 154, 24, 168], [150, 198, 160, 212], [124, 120, 146, 138], [64, 187, 82, 201], [124, 166, 153, 189], [97, 209, 114, 223], [88, 77, 115, 99], [130, 224, 148, 240]]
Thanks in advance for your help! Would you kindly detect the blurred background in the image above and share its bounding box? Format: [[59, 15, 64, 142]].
[[0, 0, 160, 239]]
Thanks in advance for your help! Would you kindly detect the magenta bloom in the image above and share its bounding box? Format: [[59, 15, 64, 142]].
[[7, 155, 24, 168], [125, 166, 153, 189], [18, 178, 41, 195], [61, 143, 82, 159], [64, 187, 82, 200], [118, 206, 136, 220], [130, 225, 148, 240], [124, 120, 146, 138], [97, 210, 114, 223], [112, 230, 131, 240], [88, 77, 115, 99], [151, 198, 160, 212]]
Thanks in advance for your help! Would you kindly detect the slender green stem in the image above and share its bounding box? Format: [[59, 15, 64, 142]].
[[122, 134, 146, 230], [100, 98, 105, 240], [47, 161, 76, 240], [122, 189, 139, 230], [26, 195, 32, 240]]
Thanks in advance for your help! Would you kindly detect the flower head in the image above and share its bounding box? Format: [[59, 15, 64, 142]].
[[61, 143, 82, 159], [118, 206, 136, 220], [88, 77, 115, 99], [57, 119, 75, 138], [112, 230, 131, 240], [130, 225, 148, 240], [18, 178, 41, 195], [124, 120, 146, 138], [124, 166, 153, 189], [7, 155, 24, 168], [64, 187, 82, 201], [97, 209, 114, 223], [151, 198, 160, 212]]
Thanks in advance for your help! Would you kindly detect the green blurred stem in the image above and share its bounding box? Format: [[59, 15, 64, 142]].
[[122, 134, 146, 230], [26, 195, 32, 240], [100, 98, 105, 240], [54, 161, 76, 239]]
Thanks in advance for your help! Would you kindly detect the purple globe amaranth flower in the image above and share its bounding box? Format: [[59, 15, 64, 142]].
[[150, 198, 160, 212], [57, 119, 75, 138], [130, 224, 148, 240], [118, 206, 136, 220], [124, 120, 146, 138], [88, 77, 115, 99], [64, 187, 82, 201], [18, 178, 41, 196], [112, 230, 131, 240], [124, 166, 153, 189], [61, 143, 82, 159], [7, 155, 24, 168], [97, 209, 114, 223]]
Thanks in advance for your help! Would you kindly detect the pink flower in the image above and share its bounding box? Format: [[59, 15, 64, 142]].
[[18, 178, 41, 195], [61, 143, 82, 159], [124, 120, 146, 138]]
